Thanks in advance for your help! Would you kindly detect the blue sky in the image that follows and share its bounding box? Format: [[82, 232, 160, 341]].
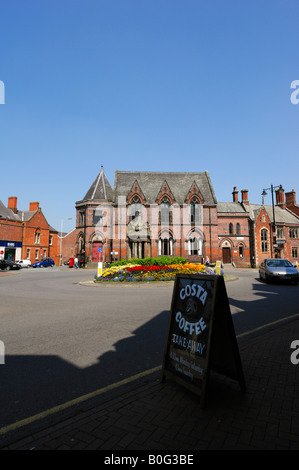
[[0, 0, 298, 233]]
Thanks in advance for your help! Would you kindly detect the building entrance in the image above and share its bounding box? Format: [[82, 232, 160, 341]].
[[222, 247, 231, 264], [92, 241, 103, 262]]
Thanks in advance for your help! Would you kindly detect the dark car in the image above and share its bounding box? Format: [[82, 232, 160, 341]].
[[32, 258, 55, 268], [259, 258, 299, 284], [0, 259, 21, 271]]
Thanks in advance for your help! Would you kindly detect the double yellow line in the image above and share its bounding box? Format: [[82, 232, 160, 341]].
[[0, 366, 161, 436]]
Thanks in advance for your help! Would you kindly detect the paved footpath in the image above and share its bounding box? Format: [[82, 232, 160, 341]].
[[1, 312, 299, 453]]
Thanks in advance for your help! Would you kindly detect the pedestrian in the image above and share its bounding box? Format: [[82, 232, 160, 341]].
[[205, 256, 210, 267], [74, 257, 79, 269]]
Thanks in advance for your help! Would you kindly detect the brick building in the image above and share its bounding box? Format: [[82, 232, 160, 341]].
[[216, 188, 251, 267], [217, 186, 299, 267], [72, 167, 299, 268], [248, 187, 299, 266], [74, 167, 220, 266], [0, 197, 59, 264]]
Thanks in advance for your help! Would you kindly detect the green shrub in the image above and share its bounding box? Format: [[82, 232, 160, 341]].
[[111, 256, 187, 267]]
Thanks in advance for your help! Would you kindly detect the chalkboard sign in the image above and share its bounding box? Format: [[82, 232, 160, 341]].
[[161, 273, 246, 408]]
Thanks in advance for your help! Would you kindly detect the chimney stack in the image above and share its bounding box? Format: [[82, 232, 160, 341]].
[[8, 196, 18, 213], [285, 189, 296, 207], [232, 187, 238, 202], [275, 185, 285, 209], [241, 189, 249, 205], [29, 202, 39, 211]]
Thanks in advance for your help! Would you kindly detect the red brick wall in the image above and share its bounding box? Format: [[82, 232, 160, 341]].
[[59, 229, 78, 265], [0, 220, 22, 242]]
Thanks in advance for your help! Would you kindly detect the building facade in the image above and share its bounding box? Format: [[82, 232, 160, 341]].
[[73, 167, 299, 268], [0, 197, 59, 264], [3, 170, 298, 269], [74, 168, 220, 265]]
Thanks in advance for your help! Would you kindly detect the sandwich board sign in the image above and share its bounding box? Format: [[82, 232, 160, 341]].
[[161, 273, 246, 408]]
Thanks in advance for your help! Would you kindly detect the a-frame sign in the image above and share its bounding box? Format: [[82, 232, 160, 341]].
[[161, 273, 246, 408]]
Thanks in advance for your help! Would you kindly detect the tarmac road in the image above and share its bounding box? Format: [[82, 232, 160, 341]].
[[0, 266, 298, 430]]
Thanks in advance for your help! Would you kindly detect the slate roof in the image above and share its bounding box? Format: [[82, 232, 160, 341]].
[[113, 171, 217, 205], [0, 200, 19, 220], [16, 210, 37, 222], [82, 166, 114, 202], [217, 202, 247, 213]]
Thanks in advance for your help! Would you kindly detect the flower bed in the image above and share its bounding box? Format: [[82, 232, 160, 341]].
[[94, 261, 209, 283]]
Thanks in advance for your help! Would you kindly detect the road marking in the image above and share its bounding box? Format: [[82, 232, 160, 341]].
[[236, 312, 299, 338], [0, 365, 162, 436], [1, 312, 299, 437]]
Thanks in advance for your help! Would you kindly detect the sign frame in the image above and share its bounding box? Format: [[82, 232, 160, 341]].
[[161, 273, 246, 408]]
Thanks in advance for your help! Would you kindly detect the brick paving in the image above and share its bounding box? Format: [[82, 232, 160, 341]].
[[1, 315, 299, 451]]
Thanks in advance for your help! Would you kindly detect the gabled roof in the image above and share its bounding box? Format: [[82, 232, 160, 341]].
[[82, 166, 114, 202], [114, 171, 217, 205], [249, 204, 299, 225]]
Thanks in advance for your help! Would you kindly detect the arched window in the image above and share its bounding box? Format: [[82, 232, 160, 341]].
[[160, 197, 171, 225], [229, 223, 234, 235], [34, 231, 40, 244], [131, 196, 142, 220], [236, 223, 241, 235], [158, 236, 173, 256], [190, 197, 200, 225], [187, 234, 203, 256]]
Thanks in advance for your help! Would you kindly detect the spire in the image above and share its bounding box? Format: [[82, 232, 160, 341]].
[[82, 165, 113, 202]]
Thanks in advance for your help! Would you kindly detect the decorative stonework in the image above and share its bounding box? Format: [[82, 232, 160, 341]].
[[185, 181, 204, 204], [126, 179, 147, 204], [155, 180, 176, 205]]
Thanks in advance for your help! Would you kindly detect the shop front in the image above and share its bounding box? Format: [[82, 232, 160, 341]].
[[0, 241, 22, 261]]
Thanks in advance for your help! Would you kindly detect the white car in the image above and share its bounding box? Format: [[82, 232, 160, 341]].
[[16, 259, 32, 268]]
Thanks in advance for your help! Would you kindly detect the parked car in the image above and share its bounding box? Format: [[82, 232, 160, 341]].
[[0, 259, 21, 271], [32, 258, 55, 268], [259, 258, 299, 284], [16, 259, 32, 268]]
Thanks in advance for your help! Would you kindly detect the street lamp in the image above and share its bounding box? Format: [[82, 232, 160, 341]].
[[261, 184, 280, 257], [60, 218, 72, 266]]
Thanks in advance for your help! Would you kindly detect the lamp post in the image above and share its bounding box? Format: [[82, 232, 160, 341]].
[[261, 185, 280, 257], [60, 218, 72, 266]]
